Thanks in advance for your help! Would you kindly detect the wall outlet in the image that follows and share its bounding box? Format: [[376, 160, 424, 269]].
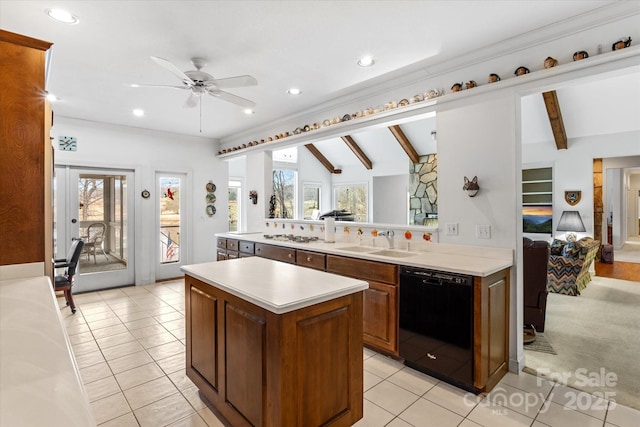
[[446, 223, 458, 236], [477, 224, 491, 239]]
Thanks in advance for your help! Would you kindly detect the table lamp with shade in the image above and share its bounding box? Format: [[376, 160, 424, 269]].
[[557, 210, 586, 242]]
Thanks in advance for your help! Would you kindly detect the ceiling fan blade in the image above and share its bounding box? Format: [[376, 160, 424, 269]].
[[184, 92, 200, 108], [207, 89, 256, 108], [131, 83, 188, 90], [150, 56, 194, 85], [210, 75, 258, 89]]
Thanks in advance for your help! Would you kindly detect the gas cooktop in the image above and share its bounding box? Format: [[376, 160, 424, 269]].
[[263, 234, 319, 243]]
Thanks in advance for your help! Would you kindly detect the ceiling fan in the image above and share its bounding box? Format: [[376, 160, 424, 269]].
[[137, 56, 257, 109]]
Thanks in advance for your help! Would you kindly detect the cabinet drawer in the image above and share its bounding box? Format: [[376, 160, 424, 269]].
[[239, 241, 255, 254], [217, 238, 227, 249], [255, 243, 296, 264], [296, 250, 326, 271], [226, 239, 239, 251], [326, 255, 398, 285]]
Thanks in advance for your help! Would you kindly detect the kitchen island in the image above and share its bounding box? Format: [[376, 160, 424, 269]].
[[181, 257, 368, 427]]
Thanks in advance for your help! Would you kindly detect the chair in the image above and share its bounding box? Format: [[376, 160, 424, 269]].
[[54, 240, 84, 314], [523, 237, 550, 332], [547, 237, 601, 296], [82, 222, 107, 263]]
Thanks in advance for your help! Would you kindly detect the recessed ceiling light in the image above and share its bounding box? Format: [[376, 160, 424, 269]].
[[46, 8, 79, 25], [45, 92, 57, 102], [133, 109, 144, 117], [286, 88, 301, 95], [357, 55, 375, 67], [243, 108, 254, 115]]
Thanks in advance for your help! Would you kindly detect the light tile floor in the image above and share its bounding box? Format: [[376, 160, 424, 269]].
[[59, 280, 640, 427]]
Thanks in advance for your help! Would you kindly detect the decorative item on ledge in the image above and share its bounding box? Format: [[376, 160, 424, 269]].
[[451, 82, 463, 92], [611, 36, 632, 51], [573, 50, 589, 61], [514, 66, 530, 76], [543, 56, 558, 69], [463, 176, 480, 197], [557, 210, 586, 242], [249, 190, 258, 205]]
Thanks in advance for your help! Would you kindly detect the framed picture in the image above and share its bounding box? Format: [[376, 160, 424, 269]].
[[523, 205, 553, 233]]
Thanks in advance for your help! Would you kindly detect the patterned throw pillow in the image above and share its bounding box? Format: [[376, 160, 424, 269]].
[[550, 239, 566, 256], [562, 242, 581, 258]]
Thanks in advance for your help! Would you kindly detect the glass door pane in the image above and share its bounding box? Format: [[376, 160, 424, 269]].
[[78, 174, 127, 273], [160, 176, 181, 263]]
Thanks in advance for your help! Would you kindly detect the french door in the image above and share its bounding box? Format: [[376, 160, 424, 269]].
[[55, 166, 135, 292]]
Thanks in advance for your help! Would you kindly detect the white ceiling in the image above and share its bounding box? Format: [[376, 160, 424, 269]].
[[3, 0, 635, 146]]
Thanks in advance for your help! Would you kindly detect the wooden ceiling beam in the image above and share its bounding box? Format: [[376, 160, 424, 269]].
[[304, 144, 342, 174], [542, 90, 568, 150], [341, 135, 372, 170], [388, 125, 420, 163]]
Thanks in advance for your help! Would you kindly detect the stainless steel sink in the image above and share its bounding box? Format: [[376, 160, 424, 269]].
[[369, 250, 418, 258], [338, 246, 377, 253]]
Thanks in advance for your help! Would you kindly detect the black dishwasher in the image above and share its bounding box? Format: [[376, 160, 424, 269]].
[[399, 266, 475, 392]]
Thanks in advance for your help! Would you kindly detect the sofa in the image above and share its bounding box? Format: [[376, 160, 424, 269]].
[[523, 238, 550, 332], [547, 237, 600, 296]]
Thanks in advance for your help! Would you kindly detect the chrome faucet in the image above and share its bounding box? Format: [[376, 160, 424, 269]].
[[379, 230, 395, 249]]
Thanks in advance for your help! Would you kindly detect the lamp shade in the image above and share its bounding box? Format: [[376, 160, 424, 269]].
[[557, 210, 586, 232]]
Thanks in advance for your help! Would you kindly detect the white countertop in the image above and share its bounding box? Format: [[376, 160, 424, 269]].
[[218, 232, 513, 277], [181, 257, 368, 314], [0, 276, 96, 427]]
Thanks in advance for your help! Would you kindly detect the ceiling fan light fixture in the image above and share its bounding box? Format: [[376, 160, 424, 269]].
[[357, 55, 375, 67], [287, 88, 301, 95], [133, 109, 145, 117], [46, 8, 79, 25]]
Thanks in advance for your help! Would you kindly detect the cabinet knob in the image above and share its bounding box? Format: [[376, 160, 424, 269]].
[[288, 253, 293, 258], [307, 256, 312, 262]]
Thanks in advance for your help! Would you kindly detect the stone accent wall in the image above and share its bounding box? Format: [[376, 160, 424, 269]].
[[409, 154, 437, 225]]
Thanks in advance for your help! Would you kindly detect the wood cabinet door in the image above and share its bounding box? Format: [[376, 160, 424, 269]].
[[225, 303, 266, 427], [188, 284, 219, 391], [473, 269, 509, 392], [363, 281, 397, 354]]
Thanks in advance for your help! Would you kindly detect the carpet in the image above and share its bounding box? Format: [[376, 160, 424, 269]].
[[524, 276, 640, 410], [523, 333, 557, 355]]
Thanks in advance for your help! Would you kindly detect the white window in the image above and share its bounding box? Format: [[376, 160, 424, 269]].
[[273, 169, 297, 219], [334, 183, 368, 222], [303, 182, 322, 219], [228, 180, 242, 232]]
